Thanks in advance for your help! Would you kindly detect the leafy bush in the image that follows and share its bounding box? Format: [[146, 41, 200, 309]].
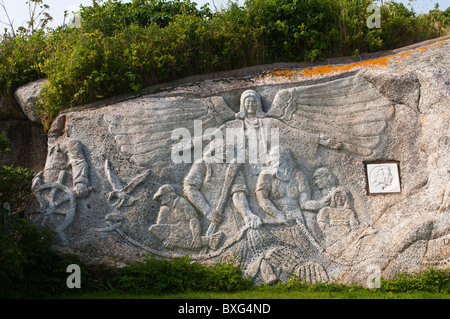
[[0, 133, 11, 153], [255, 268, 450, 295], [1, 0, 450, 130], [79, 0, 212, 34], [241, 0, 341, 61], [115, 255, 252, 294], [0, 164, 35, 214], [0, 29, 47, 107], [380, 268, 450, 293], [0, 210, 79, 298]]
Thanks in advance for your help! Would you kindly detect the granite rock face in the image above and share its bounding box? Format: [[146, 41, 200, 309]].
[[13, 78, 48, 123], [25, 37, 450, 286], [0, 120, 47, 173], [0, 93, 26, 120]]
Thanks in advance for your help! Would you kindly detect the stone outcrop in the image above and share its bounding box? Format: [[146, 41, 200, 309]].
[[13, 78, 48, 123], [0, 120, 47, 173], [1, 78, 48, 172], [0, 93, 26, 120], [25, 36, 450, 286]]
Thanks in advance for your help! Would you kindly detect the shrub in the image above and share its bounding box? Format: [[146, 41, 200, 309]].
[[380, 268, 450, 293], [242, 0, 341, 62], [115, 255, 252, 294], [0, 210, 78, 298], [79, 0, 213, 34], [2, 0, 450, 130], [0, 29, 47, 107], [0, 164, 35, 214], [0, 133, 11, 153]]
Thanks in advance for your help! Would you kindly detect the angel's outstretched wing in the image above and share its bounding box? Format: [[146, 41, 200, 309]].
[[104, 96, 235, 167], [267, 74, 395, 156]]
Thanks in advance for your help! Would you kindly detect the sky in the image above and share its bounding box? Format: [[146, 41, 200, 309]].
[[1, 0, 449, 32]]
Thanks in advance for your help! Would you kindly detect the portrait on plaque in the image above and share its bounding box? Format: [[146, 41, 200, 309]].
[[366, 162, 401, 194]]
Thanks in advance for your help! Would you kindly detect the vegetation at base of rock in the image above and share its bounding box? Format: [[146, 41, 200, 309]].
[[0, 165, 35, 213], [0, 134, 35, 214], [380, 268, 450, 293], [0, 209, 75, 298], [114, 255, 253, 294], [1, 209, 449, 298], [0, 0, 449, 130]]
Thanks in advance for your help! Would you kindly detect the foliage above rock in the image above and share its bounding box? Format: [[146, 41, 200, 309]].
[[0, 0, 449, 129]]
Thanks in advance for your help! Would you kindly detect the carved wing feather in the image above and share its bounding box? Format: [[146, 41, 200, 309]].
[[105, 96, 235, 167], [267, 74, 395, 156]]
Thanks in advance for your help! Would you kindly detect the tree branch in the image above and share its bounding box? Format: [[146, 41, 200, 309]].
[[0, 0, 16, 36]]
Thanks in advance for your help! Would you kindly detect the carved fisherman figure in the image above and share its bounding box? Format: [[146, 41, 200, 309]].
[[31, 115, 89, 198], [183, 138, 262, 237], [317, 188, 360, 246], [149, 184, 224, 251], [28, 115, 90, 244], [256, 146, 327, 251]]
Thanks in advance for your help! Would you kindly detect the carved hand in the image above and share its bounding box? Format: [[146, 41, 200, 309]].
[[286, 210, 303, 225], [190, 236, 203, 249], [163, 239, 174, 250], [31, 171, 44, 191], [319, 134, 343, 150], [208, 209, 224, 226], [74, 182, 89, 198], [319, 194, 332, 208], [245, 213, 262, 229]]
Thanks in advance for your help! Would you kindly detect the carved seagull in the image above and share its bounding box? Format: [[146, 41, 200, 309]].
[[104, 159, 151, 209]]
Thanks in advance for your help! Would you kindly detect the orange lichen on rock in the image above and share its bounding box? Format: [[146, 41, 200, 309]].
[[266, 69, 298, 78], [300, 55, 389, 77], [300, 40, 447, 78]]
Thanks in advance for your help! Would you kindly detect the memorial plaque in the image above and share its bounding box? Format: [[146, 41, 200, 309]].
[[365, 162, 401, 194]]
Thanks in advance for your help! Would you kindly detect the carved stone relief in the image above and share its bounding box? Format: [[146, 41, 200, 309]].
[[25, 67, 450, 286], [28, 120, 92, 244]]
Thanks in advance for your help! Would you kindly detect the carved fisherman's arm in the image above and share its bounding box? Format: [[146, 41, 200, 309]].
[[297, 172, 331, 212], [255, 173, 286, 223], [66, 140, 89, 198], [183, 163, 223, 225], [183, 183, 211, 216], [232, 190, 262, 229], [300, 193, 331, 212], [230, 171, 261, 229], [256, 189, 286, 223]]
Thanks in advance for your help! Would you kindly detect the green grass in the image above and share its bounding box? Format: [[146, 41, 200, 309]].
[[57, 288, 450, 299]]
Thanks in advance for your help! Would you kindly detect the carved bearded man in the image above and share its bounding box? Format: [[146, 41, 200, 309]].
[[183, 139, 262, 240]]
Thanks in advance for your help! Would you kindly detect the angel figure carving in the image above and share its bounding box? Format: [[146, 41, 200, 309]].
[[105, 74, 393, 172], [103, 73, 395, 255]]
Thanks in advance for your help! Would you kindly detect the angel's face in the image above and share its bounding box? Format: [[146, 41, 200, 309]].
[[244, 96, 257, 115]]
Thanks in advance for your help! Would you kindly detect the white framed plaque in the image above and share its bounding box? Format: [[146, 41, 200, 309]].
[[365, 161, 401, 194]]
